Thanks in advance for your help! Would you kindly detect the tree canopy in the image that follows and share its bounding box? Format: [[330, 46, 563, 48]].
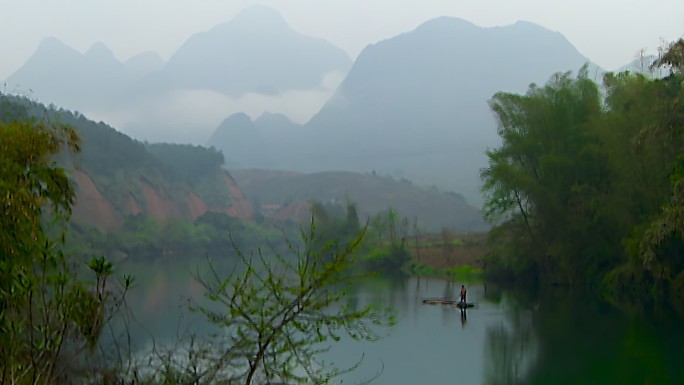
[[481, 40, 684, 307], [0, 114, 130, 383]]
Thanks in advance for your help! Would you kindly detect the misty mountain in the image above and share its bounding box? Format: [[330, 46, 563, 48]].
[[6, 38, 132, 112], [209, 113, 262, 168], [254, 112, 303, 137], [208, 17, 599, 206], [148, 5, 352, 97], [124, 51, 165, 82], [4, 5, 351, 143], [208, 112, 302, 168]]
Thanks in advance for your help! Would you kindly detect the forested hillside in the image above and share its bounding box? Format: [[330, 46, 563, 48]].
[[481, 40, 684, 309], [0, 95, 255, 256]]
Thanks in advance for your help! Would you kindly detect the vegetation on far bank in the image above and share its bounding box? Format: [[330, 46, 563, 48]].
[[401, 231, 488, 280]]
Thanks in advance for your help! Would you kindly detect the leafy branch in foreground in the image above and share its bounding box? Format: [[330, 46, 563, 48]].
[[0, 116, 131, 384], [181, 219, 392, 385]]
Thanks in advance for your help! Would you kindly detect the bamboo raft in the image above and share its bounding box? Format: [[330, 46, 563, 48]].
[[422, 298, 475, 308]]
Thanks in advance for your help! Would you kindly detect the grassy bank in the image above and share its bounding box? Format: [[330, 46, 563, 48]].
[[404, 231, 488, 279]]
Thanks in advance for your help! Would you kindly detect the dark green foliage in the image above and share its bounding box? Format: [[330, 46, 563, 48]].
[[305, 202, 409, 274], [0, 93, 31, 122], [65, 212, 278, 261], [74, 119, 152, 177], [0, 115, 128, 384], [482, 66, 613, 285], [362, 209, 413, 274], [362, 244, 412, 274], [481, 40, 684, 306], [310, 200, 361, 249], [146, 143, 224, 183]]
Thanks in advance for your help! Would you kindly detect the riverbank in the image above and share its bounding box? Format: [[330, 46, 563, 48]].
[[405, 231, 489, 279]]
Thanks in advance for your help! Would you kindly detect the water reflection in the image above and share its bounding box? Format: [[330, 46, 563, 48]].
[[460, 308, 467, 328], [110, 258, 684, 385], [332, 278, 684, 385], [483, 298, 537, 385], [326, 276, 507, 385], [483, 284, 684, 385]]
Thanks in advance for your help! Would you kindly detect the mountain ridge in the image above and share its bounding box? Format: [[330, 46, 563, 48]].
[[4, 6, 352, 143], [0, 94, 255, 233], [208, 16, 600, 206]]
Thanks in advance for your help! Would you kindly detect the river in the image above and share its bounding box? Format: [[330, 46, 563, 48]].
[[324, 276, 684, 385], [117, 258, 684, 385]]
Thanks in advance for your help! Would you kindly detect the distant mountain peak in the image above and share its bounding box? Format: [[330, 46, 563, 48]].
[[125, 51, 163, 65], [125, 51, 164, 69], [221, 112, 253, 126], [255, 111, 293, 124], [163, 4, 351, 98], [511, 20, 555, 31], [303, 17, 596, 206], [35, 36, 78, 56], [414, 17, 559, 38], [210, 4, 291, 34], [416, 16, 478, 30], [38, 36, 66, 49], [85, 41, 116, 59], [408, 16, 484, 38], [231, 5, 288, 27]]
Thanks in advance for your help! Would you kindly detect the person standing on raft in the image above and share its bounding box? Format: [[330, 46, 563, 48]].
[[459, 285, 467, 304]]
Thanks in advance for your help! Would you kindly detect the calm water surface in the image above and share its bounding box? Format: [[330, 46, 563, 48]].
[[325, 277, 522, 385], [121, 258, 684, 385], [324, 277, 684, 385]]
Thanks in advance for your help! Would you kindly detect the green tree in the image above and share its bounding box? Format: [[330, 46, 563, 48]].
[[145, 143, 225, 183], [363, 209, 412, 274], [0, 118, 128, 383], [633, 39, 684, 301], [590, 41, 684, 304], [481, 67, 610, 285], [169, 219, 391, 385], [310, 201, 362, 258], [480, 40, 684, 305]]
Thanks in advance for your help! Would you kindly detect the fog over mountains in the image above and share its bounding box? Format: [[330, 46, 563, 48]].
[[158, 6, 351, 96], [206, 15, 598, 205], [5, 5, 351, 143], [5, 5, 601, 206]]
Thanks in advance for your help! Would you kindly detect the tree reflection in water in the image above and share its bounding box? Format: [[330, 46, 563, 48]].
[[484, 296, 537, 385], [484, 285, 684, 385]]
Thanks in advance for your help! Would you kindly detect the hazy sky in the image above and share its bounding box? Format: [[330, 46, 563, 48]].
[[2, 0, 683, 81]]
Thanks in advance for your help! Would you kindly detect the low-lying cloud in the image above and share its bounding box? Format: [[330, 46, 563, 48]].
[[84, 70, 345, 145]]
